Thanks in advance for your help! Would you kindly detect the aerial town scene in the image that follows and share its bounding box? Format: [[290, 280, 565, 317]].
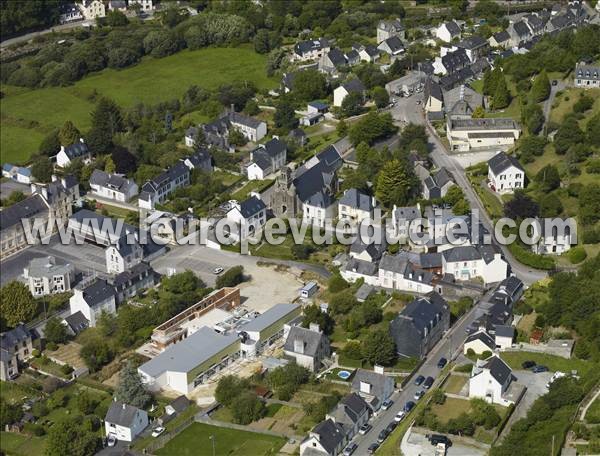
[[0, 1, 599, 455]]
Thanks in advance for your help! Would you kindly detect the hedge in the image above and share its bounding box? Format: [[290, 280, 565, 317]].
[[567, 246, 587, 264], [508, 242, 556, 270]]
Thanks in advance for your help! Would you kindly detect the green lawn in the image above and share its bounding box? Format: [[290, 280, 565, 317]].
[[213, 170, 244, 188], [1, 46, 276, 164], [0, 432, 46, 456], [156, 422, 285, 456], [585, 397, 600, 424], [231, 179, 274, 201], [442, 374, 468, 394], [500, 352, 592, 376]]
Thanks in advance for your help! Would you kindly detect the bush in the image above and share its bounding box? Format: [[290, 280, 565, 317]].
[[24, 423, 45, 436], [32, 349, 40, 358], [215, 266, 244, 288], [46, 342, 58, 351], [508, 242, 555, 270], [567, 246, 587, 264], [61, 364, 74, 375], [328, 274, 349, 293]]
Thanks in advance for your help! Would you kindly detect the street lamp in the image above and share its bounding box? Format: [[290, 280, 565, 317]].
[[209, 435, 215, 456]]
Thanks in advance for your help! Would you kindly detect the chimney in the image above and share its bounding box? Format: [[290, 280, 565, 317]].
[[309, 323, 321, 333], [374, 365, 385, 374], [294, 339, 304, 354]]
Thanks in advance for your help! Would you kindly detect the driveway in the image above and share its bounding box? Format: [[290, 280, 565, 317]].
[[401, 427, 486, 456], [0, 179, 31, 200], [543, 79, 566, 130]]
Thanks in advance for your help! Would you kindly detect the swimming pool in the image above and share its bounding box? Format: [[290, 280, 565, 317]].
[[338, 370, 351, 380]]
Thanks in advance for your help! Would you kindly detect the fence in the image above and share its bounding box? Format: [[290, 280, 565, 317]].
[[144, 414, 196, 455]]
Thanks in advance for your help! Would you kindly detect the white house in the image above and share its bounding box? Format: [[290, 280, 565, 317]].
[[391, 205, 421, 240], [338, 188, 376, 226], [574, 62, 600, 89], [300, 419, 346, 456], [246, 138, 287, 181], [333, 79, 365, 107], [377, 18, 405, 43], [129, 0, 153, 12], [105, 401, 148, 442], [226, 196, 267, 241], [435, 20, 461, 43], [138, 161, 190, 210], [442, 245, 508, 285], [2, 164, 32, 184], [105, 237, 144, 274], [293, 38, 331, 61], [469, 355, 516, 405], [531, 218, 574, 255], [23, 256, 74, 297], [283, 323, 330, 372], [487, 152, 525, 194], [108, 0, 127, 11], [89, 169, 139, 202], [463, 330, 495, 355], [447, 117, 521, 152], [229, 112, 267, 143], [56, 139, 90, 168], [77, 0, 105, 20], [494, 325, 515, 349], [351, 367, 395, 410], [69, 279, 116, 327], [377, 36, 405, 58]]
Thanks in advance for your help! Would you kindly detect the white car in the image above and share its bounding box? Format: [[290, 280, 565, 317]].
[[152, 426, 165, 437], [394, 411, 406, 422], [213, 267, 224, 275], [107, 434, 117, 447]]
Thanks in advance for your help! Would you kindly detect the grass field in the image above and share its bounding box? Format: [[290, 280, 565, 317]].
[[500, 352, 592, 376], [1, 46, 275, 164], [585, 397, 600, 424], [0, 432, 46, 456], [442, 374, 468, 394], [156, 422, 285, 456], [231, 179, 274, 201]]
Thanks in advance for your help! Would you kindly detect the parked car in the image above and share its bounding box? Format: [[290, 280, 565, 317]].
[[522, 360, 536, 369], [107, 434, 117, 447], [552, 80, 558, 86], [533, 365, 549, 373], [423, 376, 435, 389], [437, 357, 448, 368], [359, 423, 373, 435], [386, 421, 397, 433], [404, 401, 416, 413], [368, 443, 380, 454], [394, 411, 406, 422], [343, 443, 358, 456], [213, 267, 224, 275], [414, 375, 425, 386], [378, 429, 390, 443], [152, 426, 165, 437], [414, 390, 425, 401], [381, 399, 394, 410], [428, 434, 452, 447]]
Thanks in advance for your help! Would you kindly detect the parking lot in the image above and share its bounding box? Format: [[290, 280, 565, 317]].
[[0, 179, 30, 200], [401, 427, 486, 456]]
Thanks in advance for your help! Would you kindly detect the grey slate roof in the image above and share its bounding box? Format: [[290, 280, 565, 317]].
[[443, 20, 461, 37], [112, 262, 155, 289], [90, 169, 135, 193], [0, 194, 48, 231], [26, 256, 72, 279], [284, 325, 326, 357], [344, 257, 379, 276], [391, 292, 448, 337], [465, 330, 495, 350], [378, 18, 404, 32], [382, 36, 404, 53], [488, 152, 524, 175], [339, 188, 374, 212], [363, 45, 380, 58], [495, 325, 515, 338], [312, 419, 345, 454], [327, 48, 347, 67], [0, 325, 32, 351], [352, 369, 394, 400], [483, 355, 512, 385], [141, 161, 189, 194], [241, 303, 299, 333], [77, 279, 115, 307], [63, 142, 89, 160], [394, 206, 420, 221], [105, 401, 142, 427], [346, 49, 359, 63], [424, 77, 443, 103], [440, 67, 474, 90], [456, 35, 487, 50], [442, 246, 482, 262], [418, 252, 442, 269], [139, 326, 240, 377], [576, 64, 600, 81], [238, 196, 266, 219], [442, 49, 470, 73], [513, 21, 531, 38], [295, 38, 330, 56], [342, 78, 366, 94], [339, 393, 370, 423], [186, 148, 212, 168], [492, 30, 510, 43], [229, 111, 263, 130], [64, 311, 89, 334]]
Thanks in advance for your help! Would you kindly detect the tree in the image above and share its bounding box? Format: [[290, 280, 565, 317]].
[[215, 266, 244, 288], [39, 130, 61, 156], [87, 98, 123, 154], [80, 339, 113, 372], [215, 375, 249, 407], [531, 71, 550, 102], [267, 363, 310, 400], [143, 30, 179, 58], [0, 399, 23, 428], [104, 156, 116, 174], [115, 360, 151, 408], [535, 164, 560, 192], [587, 113, 600, 147], [375, 159, 417, 208], [372, 86, 390, 109], [230, 392, 265, 425], [503, 190, 539, 219], [302, 304, 334, 335], [340, 91, 364, 117], [107, 47, 139, 69], [348, 112, 396, 146], [243, 99, 260, 116], [106, 10, 128, 27], [44, 317, 68, 344], [253, 29, 279, 54], [274, 99, 297, 132], [579, 183, 600, 225], [573, 94, 594, 113], [539, 193, 563, 217], [76, 392, 97, 415], [111, 146, 137, 174], [518, 135, 547, 163], [522, 103, 544, 134], [0, 281, 37, 327], [293, 69, 327, 102], [45, 417, 100, 456], [328, 273, 349, 293], [472, 106, 486, 118], [337, 119, 348, 136], [329, 291, 358, 315], [58, 121, 81, 147], [492, 74, 511, 110], [554, 116, 585, 154], [291, 244, 312, 260], [266, 48, 287, 76], [361, 330, 396, 366]]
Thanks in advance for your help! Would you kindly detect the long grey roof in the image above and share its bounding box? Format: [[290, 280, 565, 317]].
[[492, 30, 510, 43], [575, 64, 600, 81], [238, 196, 266, 219], [295, 38, 330, 56], [0, 324, 32, 351], [63, 311, 89, 334], [0, 194, 48, 231], [139, 327, 240, 377], [442, 49, 470, 73], [311, 419, 344, 454], [77, 279, 115, 307], [63, 142, 89, 160], [141, 161, 189, 194], [105, 401, 143, 427], [327, 48, 347, 67], [394, 206, 420, 221], [382, 36, 404, 53], [391, 292, 448, 336], [241, 303, 300, 333], [229, 111, 264, 130], [449, 117, 519, 131], [488, 152, 524, 175], [424, 77, 443, 103], [442, 246, 482, 262], [90, 169, 135, 193], [342, 78, 366, 93], [484, 355, 512, 385], [465, 330, 495, 350], [344, 257, 379, 276], [26, 256, 72, 278], [339, 188, 374, 211], [495, 325, 515, 338], [456, 35, 487, 50], [443, 21, 461, 37], [112, 262, 155, 289], [284, 325, 326, 357], [351, 369, 394, 399]]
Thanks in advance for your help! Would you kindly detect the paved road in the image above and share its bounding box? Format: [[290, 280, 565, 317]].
[[1, 20, 87, 49], [389, 93, 547, 286], [352, 289, 496, 455], [542, 79, 566, 130]]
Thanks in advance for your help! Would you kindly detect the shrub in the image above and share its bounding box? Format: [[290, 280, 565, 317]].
[[61, 364, 74, 375], [567, 246, 587, 264], [46, 342, 58, 351], [507, 243, 555, 270], [455, 363, 473, 373], [215, 266, 244, 288], [24, 423, 45, 436]]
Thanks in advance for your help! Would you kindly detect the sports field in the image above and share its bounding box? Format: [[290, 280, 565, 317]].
[[156, 422, 286, 456], [1, 46, 275, 164]]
